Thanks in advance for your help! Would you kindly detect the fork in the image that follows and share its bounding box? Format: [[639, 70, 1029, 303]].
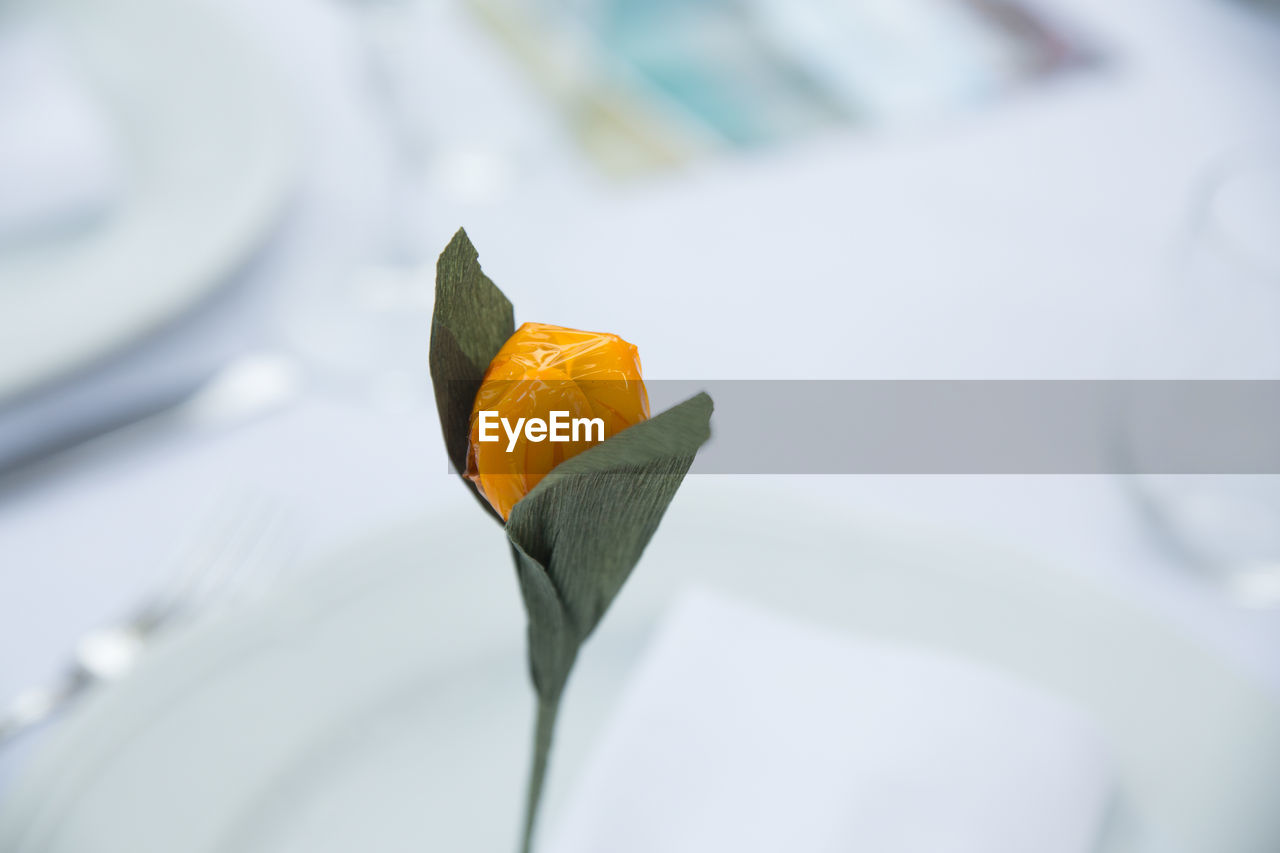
[[0, 495, 290, 748]]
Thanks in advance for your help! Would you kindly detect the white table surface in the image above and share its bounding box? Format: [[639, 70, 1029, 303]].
[[2, 0, 1280, 791]]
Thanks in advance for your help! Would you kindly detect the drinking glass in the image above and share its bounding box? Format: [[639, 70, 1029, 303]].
[[1124, 149, 1280, 606]]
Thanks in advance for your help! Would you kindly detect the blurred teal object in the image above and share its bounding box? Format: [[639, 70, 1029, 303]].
[[471, 0, 1101, 172], [592, 0, 850, 146]]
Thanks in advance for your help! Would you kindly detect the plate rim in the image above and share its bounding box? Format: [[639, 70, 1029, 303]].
[[0, 0, 297, 401], [2, 483, 1277, 851]]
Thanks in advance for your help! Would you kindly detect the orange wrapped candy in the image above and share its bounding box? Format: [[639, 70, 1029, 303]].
[[465, 322, 650, 520]]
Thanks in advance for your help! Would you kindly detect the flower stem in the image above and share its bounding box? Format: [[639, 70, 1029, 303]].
[[520, 694, 561, 853]]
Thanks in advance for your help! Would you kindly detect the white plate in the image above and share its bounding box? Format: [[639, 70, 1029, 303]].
[[1, 479, 1278, 852], [0, 0, 295, 401]]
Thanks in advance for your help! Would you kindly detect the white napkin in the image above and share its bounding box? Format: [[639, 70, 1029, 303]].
[[547, 587, 1113, 853], [0, 21, 121, 243]]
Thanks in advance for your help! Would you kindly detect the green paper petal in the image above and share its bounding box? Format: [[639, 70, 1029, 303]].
[[429, 228, 515, 521], [507, 392, 714, 639]]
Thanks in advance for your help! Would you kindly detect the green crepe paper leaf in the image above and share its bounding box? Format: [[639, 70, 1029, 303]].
[[505, 392, 713, 853], [507, 392, 714, 643], [429, 228, 515, 521], [509, 542, 579, 702]]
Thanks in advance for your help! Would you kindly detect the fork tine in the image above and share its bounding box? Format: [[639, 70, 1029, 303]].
[[182, 493, 288, 610], [134, 493, 290, 631], [184, 495, 267, 603], [132, 501, 241, 628], [205, 497, 292, 607]]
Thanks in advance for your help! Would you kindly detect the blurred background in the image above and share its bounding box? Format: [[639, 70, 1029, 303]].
[[1, 0, 1280, 850]]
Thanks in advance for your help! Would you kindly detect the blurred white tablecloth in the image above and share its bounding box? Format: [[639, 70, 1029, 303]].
[[548, 587, 1113, 853], [2, 0, 1280, 791]]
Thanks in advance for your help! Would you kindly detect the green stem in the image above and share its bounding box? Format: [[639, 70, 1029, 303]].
[[520, 694, 561, 853]]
